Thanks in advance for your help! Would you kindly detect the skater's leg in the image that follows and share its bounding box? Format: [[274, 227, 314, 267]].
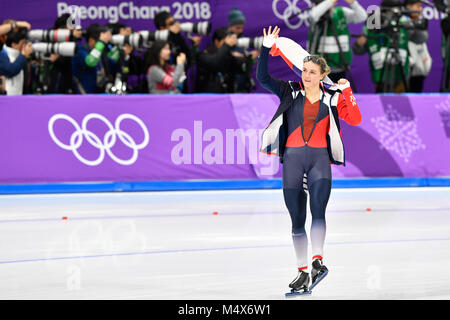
[[283, 188, 308, 270], [306, 151, 332, 261], [282, 148, 308, 270], [305, 151, 331, 288], [308, 178, 331, 260]]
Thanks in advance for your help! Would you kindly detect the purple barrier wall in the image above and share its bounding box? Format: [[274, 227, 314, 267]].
[[0, 93, 450, 184], [0, 0, 445, 93]]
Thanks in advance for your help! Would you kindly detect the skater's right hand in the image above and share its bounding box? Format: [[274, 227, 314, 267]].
[[262, 25, 280, 48]]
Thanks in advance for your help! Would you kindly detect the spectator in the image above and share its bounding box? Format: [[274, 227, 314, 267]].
[[403, 0, 432, 92], [0, 76, 5, 94], [353, 0, 410, 93], [0, 27, 32, 95], [154, 11, 204, 92], [154, 11, 201, 68], [227, 8, 246, 37], [308, 0, 367, 83], [145, 40, 186, 94], [0, 20, 31, 50], [227, 8, 260, 92], [71, 24, 117, 93], [196, 27, 238, 93], [107, 22, 146, 93], [48, 14, 82, 94], [107, 22, 132, 36]]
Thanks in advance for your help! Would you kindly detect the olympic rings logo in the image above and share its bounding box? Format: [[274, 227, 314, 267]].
[[48, 113, 149, 166], [272, 0, 312, 29]]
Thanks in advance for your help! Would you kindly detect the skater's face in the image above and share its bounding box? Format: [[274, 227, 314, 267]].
[[302, 61, 324, 89]]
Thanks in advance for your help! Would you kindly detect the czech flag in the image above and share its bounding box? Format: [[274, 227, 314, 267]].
[[268, 37, 336, 89]]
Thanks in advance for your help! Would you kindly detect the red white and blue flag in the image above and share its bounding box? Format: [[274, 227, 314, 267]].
[[268, 37, 336, 89]]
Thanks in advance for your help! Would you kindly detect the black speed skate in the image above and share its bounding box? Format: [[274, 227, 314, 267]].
[[285, 270, 311, 297], [309, 259, 328, 291]]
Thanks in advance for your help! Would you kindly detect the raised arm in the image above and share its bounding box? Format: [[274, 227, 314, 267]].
[[256, 26, 288, 100], [342, 0, 368, 24], [309, 0, 336, 25], [335, 79, 361, 126], [0, 21, 31, 36]]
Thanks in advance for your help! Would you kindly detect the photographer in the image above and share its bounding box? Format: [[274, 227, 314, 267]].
[[436, 0, 450, 91], [0, 76, 5, 94], [403, 0, 432, 92], [196, 27, 239, 93], [0, 20, 31, 50], [47, 14, 83, 94], [145, 41, 186, 94], [107, 22, 132, 37], [107, 22, 146, 93], [227, 7, 260, 92], [154, 11, 202, 66], [308, 0, 367, 83], [71, 24, 117, 93], [353, 0, 410, 93], [0, 27, 33, 95]]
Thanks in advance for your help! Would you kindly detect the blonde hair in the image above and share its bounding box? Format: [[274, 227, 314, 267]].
[[304, 54, 331, 78]]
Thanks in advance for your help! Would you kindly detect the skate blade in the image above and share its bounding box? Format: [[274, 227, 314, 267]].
[[285, 289, 312, 297], [308, 270, 328, 291]]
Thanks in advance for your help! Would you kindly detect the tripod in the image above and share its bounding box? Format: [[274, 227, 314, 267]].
[[435, 0, 450, 91], [308, 10, 357, 92], [31, 55, 52, 94], [377, 30, 409, 93], [442, 33, 450, 92], [110, 48, 130, 94], [441, 17, 450, 92]]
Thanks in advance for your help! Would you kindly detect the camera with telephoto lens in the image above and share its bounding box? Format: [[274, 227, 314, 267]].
[[27, 29, 78, 42], [179, 21, 211, 35], [376, 0, 425, 35], [435, 0, 450, 35], [138, 30, 170, 45], [110, 33, 143, 47], [32, 42, 77, 57], [236, 36, 264, 50], [435, 0, 450, 14]]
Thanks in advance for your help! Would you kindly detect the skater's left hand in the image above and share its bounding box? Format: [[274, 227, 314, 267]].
[[336, 78, 351, 91]]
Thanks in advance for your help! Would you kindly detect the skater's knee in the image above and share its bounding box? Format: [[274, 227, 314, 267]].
[[309, 178, 331, 219], [308, 178, 331, 199], [311, 217, 326, 226], [292, 227, 306, 236]]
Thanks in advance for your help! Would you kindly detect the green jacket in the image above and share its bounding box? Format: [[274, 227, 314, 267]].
[[308, 6, 352, 69], [363, 24, 410, 84]]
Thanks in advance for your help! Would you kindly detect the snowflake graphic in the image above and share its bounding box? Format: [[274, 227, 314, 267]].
[[442, 112, 450, 126], [371, 104, 425, 163], [235, 106, 270, 146], [239, 106, 269, 131], [236, 105, 280, 178], [435, 96, 450, 131], [435, 96, 450, 111]]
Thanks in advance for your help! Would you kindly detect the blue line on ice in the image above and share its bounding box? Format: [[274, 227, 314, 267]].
[[0, 237, 449, 265]]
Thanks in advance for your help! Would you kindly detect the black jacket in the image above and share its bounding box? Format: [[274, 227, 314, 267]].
[[256, 46, 362, 166], [196, 43, 237, 93]]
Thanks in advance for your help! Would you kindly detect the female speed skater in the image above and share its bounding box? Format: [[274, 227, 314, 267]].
[[257, 26, 362, 294]]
